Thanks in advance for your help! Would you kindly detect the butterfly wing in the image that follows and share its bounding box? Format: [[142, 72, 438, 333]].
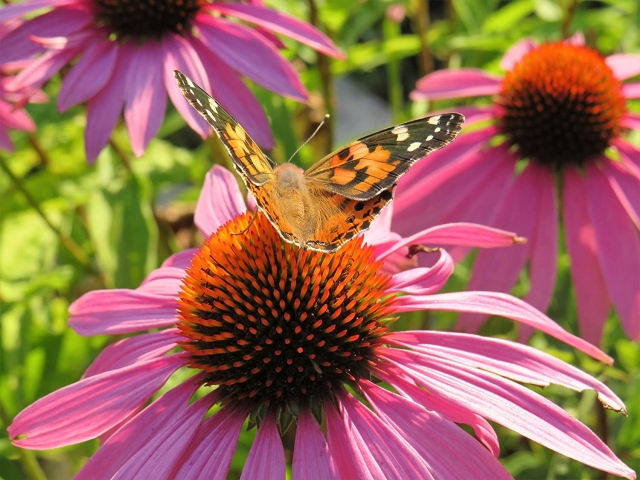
[[304, 113, 464, 201], [173, 70, 276, 187], [304, 186, 396, 253]]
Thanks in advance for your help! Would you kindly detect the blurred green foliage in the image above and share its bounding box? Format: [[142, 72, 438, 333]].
[[1, 0, 639, 478]]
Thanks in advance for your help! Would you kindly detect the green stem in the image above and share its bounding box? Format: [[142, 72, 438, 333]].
[[413, 0, 434, 77], [0, 158, 99, 276], [560, 0, 579, 39], [108, 139, 134, 175], [27, 133, 50, 168], [383, 17, 404, 123]]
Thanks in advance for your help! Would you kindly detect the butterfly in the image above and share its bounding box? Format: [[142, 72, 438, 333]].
[[174, 70, 464, 253]]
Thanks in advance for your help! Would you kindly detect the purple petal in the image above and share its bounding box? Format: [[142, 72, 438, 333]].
[[563, 168, 611, 345], [206, 3, 344, 58], [8, 355, 183, 449], [0, 0, 85, 22], [58, 39, 118, 111], [74, 380, 200, 480], [411, 69, 502, 101], [195, 166, 247, 237], [240, 412, 286, 480], [124, 41, 167, 157], [8, 46, 79, 91], [195, 15, 307, 101], [623, 82, 640, 99], [601, 158, 640, 229], [623, 112, 640, 130], [162, 34, 210, 138], [0, 126, 15, 150], [173, 404, 247, 480], [161, 248, 197, 269], [606, 54, 640, 80], [82, 329, 179, 378], [191, 38, 274, 148], [68, 289, 178, 336], [394, 291, 613, 364], [293, 407, 336, 479], [585, 164, 640, 341], [501, 38, 537, 70]]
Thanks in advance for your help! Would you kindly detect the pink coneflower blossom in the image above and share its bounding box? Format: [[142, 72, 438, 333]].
[[395, 35, 640, 345], [8, 166, 635, 479], [0, 0, 343, 162], [0, 78, 36, 151]]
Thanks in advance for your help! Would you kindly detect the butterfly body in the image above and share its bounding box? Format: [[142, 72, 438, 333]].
[[173, 70, 465, 253]]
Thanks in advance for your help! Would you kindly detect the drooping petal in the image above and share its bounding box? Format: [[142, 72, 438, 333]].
[[161, 248, 197, 269], [124, 41, 167, 157], [138, 266, 185, 296], [388, 249, 454, 295], [360, 380, 510, 478], [605, 53, 640, 80], [377, 356, 635, 479], [8, 46, 79, 91], [58, 39, 118, 111], [622, 112, 640, 130], [240, 412, 286, 480], [195, 14, 307, 101], [206, 3, 343, 58], [162, 34, 210, 138], [112, 392, 216, 480], [501, 37, 537, 70], [82, 329, 180, 378], [563, 167, 611, 345], [8, 355, 183, 449], [68, 289, 178, 336], [585, 164, 640, 341], [195, 165, 248, 238], [191, 38, 274, 148], [74, 379, 200, 480], [173, 405, 248, 480], [293, 407, 336, 479], [385, 331, 624, 411], [616, 138, 640, 172], [0, 0, 85, 22], [601, 158, 640, 229], [411, 69, 502, 101], [623, 82, 640, 99], [361, 202, 394, 246], [394, 291, 612, 364], [0, 99, 35, 131]]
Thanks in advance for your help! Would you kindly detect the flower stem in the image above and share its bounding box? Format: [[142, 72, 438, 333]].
[[27, 133, 50, 167], [412, 0, 434, 77], [560, 0, 579, 39], [0, 157, 99, 277], [383, 17, 404, 123], [109, 139, 134, 174]]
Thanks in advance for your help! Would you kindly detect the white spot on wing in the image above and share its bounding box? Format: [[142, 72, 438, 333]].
[[407, 142, 421, 152], [427, 115, 442, 125], [426, 135, 433, 141], [391, 125, 410, 142]]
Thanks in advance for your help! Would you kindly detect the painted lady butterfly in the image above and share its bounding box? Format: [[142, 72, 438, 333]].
[[174, 70, 464, 253]]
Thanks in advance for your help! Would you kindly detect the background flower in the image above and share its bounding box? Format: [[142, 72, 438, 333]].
[[394, 35, 640, 345], [7, 166, 635, 479], [0, 0, 343, 161]]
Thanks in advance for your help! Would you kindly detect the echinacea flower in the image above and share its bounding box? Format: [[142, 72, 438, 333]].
[[395, 35, 640, 345], [8, 166, 635, 479], [0, 77, 36, 151], [0, 0, 342, 162]]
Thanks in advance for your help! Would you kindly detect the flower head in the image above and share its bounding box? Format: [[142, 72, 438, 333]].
[[0, 0, 343, 161], [399, 35, 640, 344], [8, 166, 635, 479]]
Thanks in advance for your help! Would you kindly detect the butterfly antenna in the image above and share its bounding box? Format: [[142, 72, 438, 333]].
[[287, 114, 330, 163]]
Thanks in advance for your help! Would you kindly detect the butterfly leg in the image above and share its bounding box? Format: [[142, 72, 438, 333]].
[[232, 210, 258, 236]]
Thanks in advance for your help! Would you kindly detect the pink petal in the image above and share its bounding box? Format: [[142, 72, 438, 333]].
[[82, 329, 179, 378], [411, 69, 502, 101], [112, 392, 215, 480], [195, 15, 307, 101], [240, 413, 285, 480], [0, 99, 35, 131], [386, 331, 624, 411], [616, 138, 640, 172], [623, 82, 640, 99], [325, 398, 382, 479], [601, 158, 640, 230], [360, 380, 509, 478], [162, 34, 210, 138], [138, 266, 185, 295], [0, 0, 85, 22], [455, 164, 540, 332], [521, 165, 557, 341], [8, 46, 79, 91], [336, 390, 434, 478], [566, 31, 585, 46], [378, 354, 635, 479], [161, 248, 197, 269], [388, 249, 454, 295], [68, 289, 178, 336], [173, 404, 247, 480], [191, 38, 274, 148], [58, 39, 118, 111], [195, 165, 248, 237], [623, 112, 640, 130], [563, 168, 611, 345], [606, 54, 640, 80], [293, 407, 336, 479], [85, 44, 132, 162], [74, 380, 200, 480], [8, 355, 183, 449], [394, 291, 613, 364], [0, 126, 15, 150], [0, 6, 92, 64], [501, 38, 537, 71], [124, 41, 167, 157], [585, 164, 640, 341], [361, 202, 394, 246], [206, 3, 344, 59]]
